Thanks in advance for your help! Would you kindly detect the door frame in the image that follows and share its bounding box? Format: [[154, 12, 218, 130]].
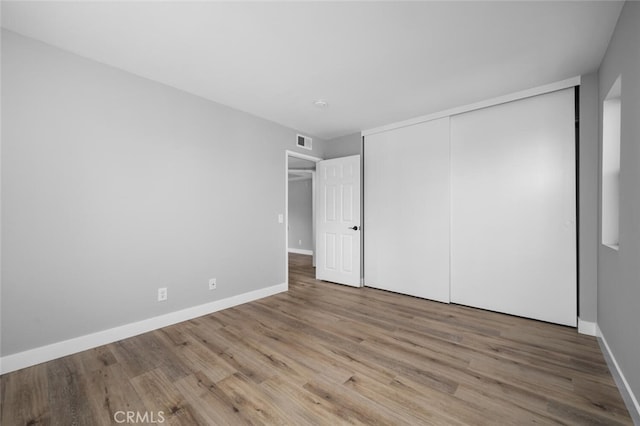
[[285, 150, 322, 287]]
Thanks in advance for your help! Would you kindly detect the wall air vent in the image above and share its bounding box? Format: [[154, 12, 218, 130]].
[[296, 134, 312, 150]]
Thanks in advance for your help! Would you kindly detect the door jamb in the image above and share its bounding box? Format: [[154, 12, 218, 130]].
[[285, 150, 322, 288]]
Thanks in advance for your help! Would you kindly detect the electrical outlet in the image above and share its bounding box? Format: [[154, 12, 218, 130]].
[[158, 287, 167, 301], [278, 213, 284, 223], [209, 278, 217, 290], [299, 239, 302, 246]]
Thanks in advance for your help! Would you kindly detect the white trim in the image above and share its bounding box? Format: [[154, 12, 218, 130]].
[[285, 150, 322, 163], [578, 318, 597, 336], [0, 282, 287, 374], [362, 76, 581, 137], [597, 324, 640, 420], [288, 175, 312, 182], [288, 248, 313, 256]]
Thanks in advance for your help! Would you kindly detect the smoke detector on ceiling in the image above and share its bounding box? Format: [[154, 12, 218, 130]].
[[313, 99, 329, 108]]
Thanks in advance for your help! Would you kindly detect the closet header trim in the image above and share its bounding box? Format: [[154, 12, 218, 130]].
[[361, 76, 581, 137]]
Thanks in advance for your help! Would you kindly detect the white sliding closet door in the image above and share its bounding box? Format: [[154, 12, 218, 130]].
[[450, 88, 576, 326], [365, 118, 450, 303]]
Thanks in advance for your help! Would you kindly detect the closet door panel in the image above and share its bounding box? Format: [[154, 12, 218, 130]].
[[450, 88, 576, 326], [364, 117, 450, 303]]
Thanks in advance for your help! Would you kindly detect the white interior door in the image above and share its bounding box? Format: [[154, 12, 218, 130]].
[[450, 88, 577, 326], [364, 118, 450, 302], [316, 155, 361, 287]]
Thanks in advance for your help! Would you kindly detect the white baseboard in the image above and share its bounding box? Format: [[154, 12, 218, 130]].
[[597, 324, 640, 422], [0, 282, 287, 375], [288, 248, 313, 256], [578, 318, 597, 336]]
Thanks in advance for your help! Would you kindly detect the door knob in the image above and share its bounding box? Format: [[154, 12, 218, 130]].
[[349, 226, 359, 231]]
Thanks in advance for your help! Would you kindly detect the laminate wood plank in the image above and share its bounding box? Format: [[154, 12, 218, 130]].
[[378, 333, 615, 424], [149, 330, 198, 382], [342, 373, 466, 425], [387, 319, 626, 423], [301, 375, 408, 425], [467, 328, 606, 368], [547, 399, 629, 426], [387, 374, 512, 426], [319, 286, 505, 336], [453, 384, 564, 424], [338, 339, 460, 396], [129, 368, 200, 426], [150, 327, 226, 383], [359, 328, 472, 371], [258, 375, 345, 425], [235, 304, 364, 380], [572, 377, 632, 419], [72, 346, 118, 375], [468, 354, 575, 394], [167, 332, 236, 383], [379, 307, 612, 389], [216, 325, 322, 387], [110, 334, 167, 379], [215, 372, 289, 425], [225, 314, 395, 387], [46, 357, 96, 425], [83, 363, 147, 426], [220, 311, 357, 386], [188, 326, 274, 385], [212, 327, 296, 381], [0, 363, 50, 426], [0, 253, 633, 425], [172, 372, 257, 425], [459, 330, 617, 386]]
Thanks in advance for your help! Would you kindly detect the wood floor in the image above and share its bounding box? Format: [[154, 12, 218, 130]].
[[1, 253, 633, 425]]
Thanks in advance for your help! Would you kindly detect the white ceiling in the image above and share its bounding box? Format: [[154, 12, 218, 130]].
[[1, 1, 623, 140]]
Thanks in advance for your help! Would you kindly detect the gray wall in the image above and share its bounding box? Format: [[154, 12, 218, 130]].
[[287, 179, 313, 252], [0, 30, 324, 356], [597, 0, 640, 405], [324, 132, 361, 159], [578, 72, 599, 323]]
